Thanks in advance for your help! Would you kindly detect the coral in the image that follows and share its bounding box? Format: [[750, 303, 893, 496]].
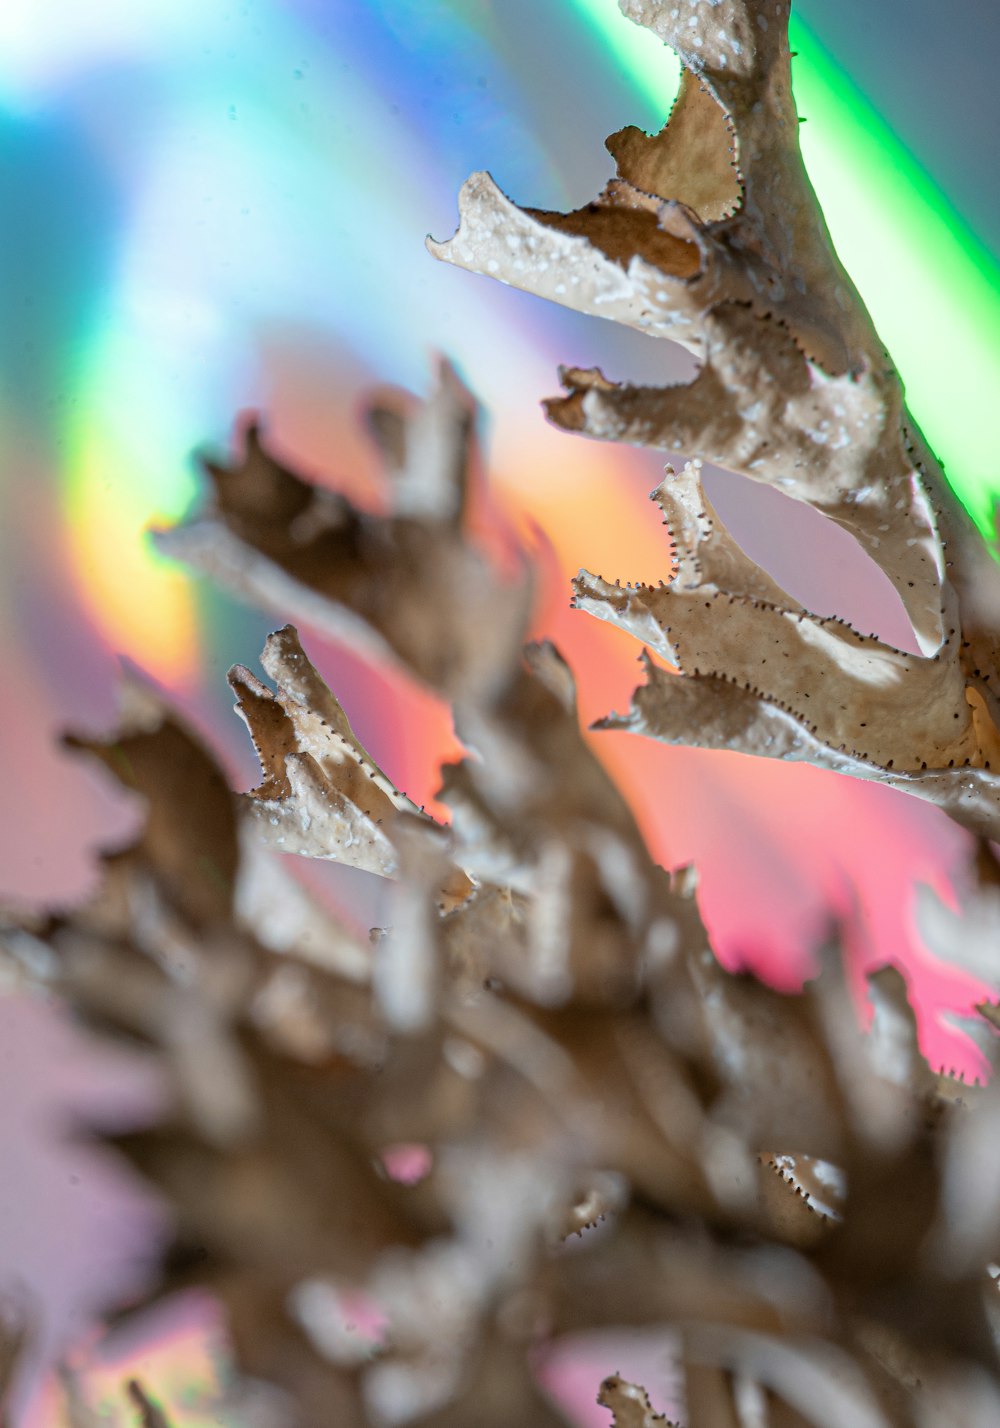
[[4, 1, 1000, 1426], [431, 0, 1000, 838]]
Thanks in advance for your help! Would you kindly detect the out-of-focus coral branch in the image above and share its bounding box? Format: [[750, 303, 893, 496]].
[[157, 359, 533, 707], [6, 356, 1000, 1423]]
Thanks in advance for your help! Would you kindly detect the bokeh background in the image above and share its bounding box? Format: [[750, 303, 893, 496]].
[[2, 0, 1000, 1422]]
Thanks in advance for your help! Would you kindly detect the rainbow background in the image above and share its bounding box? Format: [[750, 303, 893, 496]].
[[2, 0, 999, 1422]]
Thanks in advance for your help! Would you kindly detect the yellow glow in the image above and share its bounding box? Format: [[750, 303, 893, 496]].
[[65, 445, 198, 685], [64, 324, 200, 685]]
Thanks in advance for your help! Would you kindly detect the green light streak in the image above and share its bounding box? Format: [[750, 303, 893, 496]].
[[790, 18, 1000, 533], [63, 320, 199, 539], [567, 0, 681, 126], [567, 0, 1000, 533]]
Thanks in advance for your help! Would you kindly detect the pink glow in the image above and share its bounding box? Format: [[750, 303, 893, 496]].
[[379, 1143, 433, 1186], [535, 1328, 681, 1427]]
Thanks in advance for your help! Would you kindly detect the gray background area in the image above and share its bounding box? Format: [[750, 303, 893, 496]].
[[798, 0, 1000, 256]]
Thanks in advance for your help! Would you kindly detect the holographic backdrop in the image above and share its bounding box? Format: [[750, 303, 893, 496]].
[[2, 0, 999, 1422]]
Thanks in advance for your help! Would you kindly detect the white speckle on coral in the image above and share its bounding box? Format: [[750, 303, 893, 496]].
[[443, 1038, 485, 1080]]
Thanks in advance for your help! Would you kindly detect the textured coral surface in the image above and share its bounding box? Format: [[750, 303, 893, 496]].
[[4, 2, 1000, 1427]]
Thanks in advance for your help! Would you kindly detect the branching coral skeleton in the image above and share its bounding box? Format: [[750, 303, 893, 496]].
[[4, 1, 1000, 1425]]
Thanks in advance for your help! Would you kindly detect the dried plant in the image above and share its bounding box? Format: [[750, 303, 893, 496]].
[[4, 1, 1000, 1426]]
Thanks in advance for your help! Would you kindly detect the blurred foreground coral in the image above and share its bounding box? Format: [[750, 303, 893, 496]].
[[5, 1, 1000, 1425]]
